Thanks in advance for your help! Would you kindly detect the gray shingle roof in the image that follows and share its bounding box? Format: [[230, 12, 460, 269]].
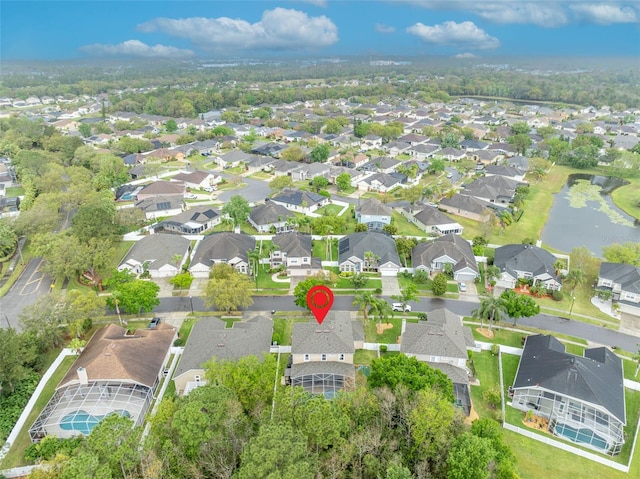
[[439, 194, 489, 215], [355, 198, 392, 217], [120, 234, 190, 269], [401, 308, 469, 360], [513, 335, 626, 424], [494, 244, 559, 280], [272, 188, 326, 207], [272, 232, 312, 257], [599, 262, 640, 294], [191, 232, 256, 267], [174, 316, 272, 378], [292, 312, 355, 355], [413, 207, 458, 227], [338, 231, 401, 267], [411, 234, 478, 274], [249, 201, 296, 226], [291, 361, 355, 379]]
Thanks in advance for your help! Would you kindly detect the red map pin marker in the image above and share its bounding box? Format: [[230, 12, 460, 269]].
[[307, 285, 334, 325]]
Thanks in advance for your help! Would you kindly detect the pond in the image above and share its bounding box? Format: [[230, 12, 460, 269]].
[[541, 174, 640, 257]]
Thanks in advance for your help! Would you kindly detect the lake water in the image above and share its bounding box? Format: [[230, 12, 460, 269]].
[[541, 174, 640, 257]]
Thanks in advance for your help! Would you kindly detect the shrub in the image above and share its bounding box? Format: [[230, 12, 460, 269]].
[[413, 269, 430, 284], [417, 312, 428, 321], [379, 345, 388, 353], [484, 386, 502, 410], [490, 344, 500, 356], [272, 333, 282, 345], [552, 290, 564, 301], [374, 287, 382, 295], [173, 337, 185, 347]]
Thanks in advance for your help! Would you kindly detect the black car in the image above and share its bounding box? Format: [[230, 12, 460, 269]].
[[149, 317, 161, 329]]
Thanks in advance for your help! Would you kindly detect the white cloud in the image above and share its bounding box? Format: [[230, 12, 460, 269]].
[[298, 0, 328, 7], [375, 23, 396, 33], [137, 8, 339, 52], [570, 3, 638, 24], [454, 52, 479, 59], [407, 21, 500, 50], [397, 0, 568, 26], [79, 40, 194, 58]]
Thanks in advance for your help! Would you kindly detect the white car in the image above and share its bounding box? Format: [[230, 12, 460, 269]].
[[185, 193, 198, 199], [459, 282, 467, 292], [204, 185, 218, 192], [392, 303, 411, 312]]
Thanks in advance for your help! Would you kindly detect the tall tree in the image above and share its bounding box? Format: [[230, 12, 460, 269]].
[[353, 290, 375, 320], [432, 273, 448, 296], [602, 242, 640, 266], [472, 296, 507, 332], [107, 279, 160, 314], [0, 327, 36, 394], [499, 290, 540, 326], [202, 263, 254, 312], [236, 423, 315, 479], [446, 433, 495, 479], [221, 195, 251, 230], [310, 143, 331, 163]]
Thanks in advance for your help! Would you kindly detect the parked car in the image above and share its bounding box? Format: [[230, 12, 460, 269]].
[[185, 193, 198, 199], [204, 185, 217, 192], [149, 317, 161, 329], [392, 303, 411, 312], [459, 282, 467, 292]]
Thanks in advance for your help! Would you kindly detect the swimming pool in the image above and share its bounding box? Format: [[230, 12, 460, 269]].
[[60, 409, 131, 435], [554, 422, 608, 451]]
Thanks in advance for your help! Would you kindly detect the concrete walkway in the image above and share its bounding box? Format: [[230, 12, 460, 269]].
[[271, 273, 291, 283]]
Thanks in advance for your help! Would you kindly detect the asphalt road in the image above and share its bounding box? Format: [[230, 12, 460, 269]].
[[0, 257, 54, 331], [217, 175, 271, 204], [153, 295, 640, 353]]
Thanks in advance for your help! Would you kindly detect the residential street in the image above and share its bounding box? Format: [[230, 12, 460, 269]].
[[153, 295, 640, 353]]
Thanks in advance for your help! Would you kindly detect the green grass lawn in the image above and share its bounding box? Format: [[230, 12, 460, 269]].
[[363, 317, 401, 343], [391, 211, 427, 236], [469, 350, 640, 479], [255, 268, 289, 291], [5, 186, 25, 196], [1, 355, 77, 469], [354, 349, 378, 366], [312, 239, 339, 261], [315, 204, 344, 216], [272, 315, 311, 345], [178, 316, 200, 343], [211, 222, 259, 235], [610, 177, 640, 221], [534, 285, 620, 326]]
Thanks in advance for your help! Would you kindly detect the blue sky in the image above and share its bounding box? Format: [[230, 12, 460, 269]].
[[2, 1, 639, 60]]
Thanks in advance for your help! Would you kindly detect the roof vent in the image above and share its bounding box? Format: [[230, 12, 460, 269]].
[[217, 343, 225, 347]]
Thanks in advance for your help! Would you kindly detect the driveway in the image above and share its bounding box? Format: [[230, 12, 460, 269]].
[[381, 276, 401, 296]]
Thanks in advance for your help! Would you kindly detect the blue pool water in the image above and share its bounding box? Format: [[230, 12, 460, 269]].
[[554, 423, 608, 451], [60, 409, 131, 435]]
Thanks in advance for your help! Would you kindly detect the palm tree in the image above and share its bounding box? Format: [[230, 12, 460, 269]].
[[248, 248, 261, 288], [472, 296, 507, 333], [369, 297, 394, 326], [353, 291, 375, 321], [553, 260, 565, 278], [364, 251, 380, 272], [564, 268, 586, 295]]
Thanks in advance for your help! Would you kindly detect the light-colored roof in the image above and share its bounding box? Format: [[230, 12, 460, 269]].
[[401, 308, 469, 360], [292, 312, 355, 355]]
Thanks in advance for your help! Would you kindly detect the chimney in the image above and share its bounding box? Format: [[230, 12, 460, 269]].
[[77, 367, 88, 386]]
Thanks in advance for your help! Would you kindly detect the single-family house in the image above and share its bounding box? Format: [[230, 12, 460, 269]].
[[357, 172, 402, 193], [173, 315, 273, 395], [118, 234, 191, 278], [270, 232, 322, 276], [136, 181, 185, 201], [271, 188, 329, 214], [484, 165, 527, 182], [411, 234, 479, 281], [511, 334, 625, 455], [438, 147, 466, 161], [401, 308, 476, 415], [403, 206, 463, 236], [189, 232, 256, 278], [151, 205, 222, 235], [248, 200, 297, 233], [134, 196, 184, 220], [439, 194, 492, 221], [596, 263, 640, 316], [460, 175, 523, 204], [338, 231, 401, 276], [215, 150, 253, 169], [494, 244, 562, 290], [291, 162, 331, 182], [354, 198, 392, 231], [171, 170, 221, 190], [408, 143, 440, 160], [285, 312, 363, 397], [245, 155, 277, 174], [29, 323, 175, 441]]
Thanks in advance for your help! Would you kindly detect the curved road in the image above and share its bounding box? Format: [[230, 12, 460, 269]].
[[154, 295, 640, 353]]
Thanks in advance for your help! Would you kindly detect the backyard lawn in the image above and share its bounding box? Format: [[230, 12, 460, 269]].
[[362, 317, 402, 344], [610, 176, 640, 221], [272, 314, 312, 345], [469, 349, 640, 479]]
